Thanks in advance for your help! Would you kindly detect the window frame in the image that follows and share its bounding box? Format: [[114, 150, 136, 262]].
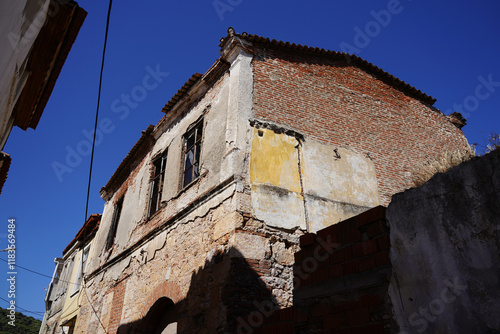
[[71, 243, 91, 295], [181, 118, 204, 189], [56, 256, 74, 297], [105, 195, 124, 251], [148, 150, 168, 218]]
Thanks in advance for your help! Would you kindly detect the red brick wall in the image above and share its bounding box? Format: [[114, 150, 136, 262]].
[[140, 281, 183, 318], [108, 279, 127, 334], [251, 47, 470, 204], [254, 206, 397, 333], [295, 206, 390, 288], [293, 206, 395, 333]]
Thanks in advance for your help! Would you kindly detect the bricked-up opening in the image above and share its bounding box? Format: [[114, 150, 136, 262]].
[[182, 118, 203, 188], [149, 150, 168, 217], [106, 195, 123, 250], [253, 206, 397, 333]]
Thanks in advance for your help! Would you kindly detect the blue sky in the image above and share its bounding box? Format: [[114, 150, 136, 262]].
[[1, 0, 499, 320]]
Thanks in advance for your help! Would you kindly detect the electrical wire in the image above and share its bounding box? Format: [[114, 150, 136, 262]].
[[83, 0, 113, 229], [0, 257, 52, 280], [0, 258, 107, 331], [0, 257, 81, 286], [1, 3, 115, 329], [80, 0, 114, 332], [0, 296, 44, 316], [82, 281, 108, 334], [5, 1, 113, 331]]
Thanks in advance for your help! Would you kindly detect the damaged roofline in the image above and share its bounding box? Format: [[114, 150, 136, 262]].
[[62, 213, 101, 256], [161, 57, 230, 116], [219, 27, 437, 107], [100, 125, 155, 201], [100, 27, 462, 205], [101, 57, 231, 199]]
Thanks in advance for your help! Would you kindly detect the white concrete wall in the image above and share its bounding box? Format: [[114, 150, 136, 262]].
[[303, 143, 381, 232], [388, 150, 500, 333]]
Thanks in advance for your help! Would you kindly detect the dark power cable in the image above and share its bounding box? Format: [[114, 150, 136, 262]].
[[81, 0, 114, 333], [83, 0, 113, 227]]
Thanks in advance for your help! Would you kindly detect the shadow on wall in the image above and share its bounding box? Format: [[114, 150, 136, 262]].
[[117, 247, 278, 333]]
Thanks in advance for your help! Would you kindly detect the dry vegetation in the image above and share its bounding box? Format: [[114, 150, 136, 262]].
[[485, 132, 500, 153]]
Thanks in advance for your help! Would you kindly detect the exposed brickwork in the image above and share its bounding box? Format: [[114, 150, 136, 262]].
[[256, 206, 398, 333], [73, 192, 300, 334], [107, 279, 127, 334], [253, 307, 295, 334], [244, 258, 272, 277], [295, 206, 389, 285], [251, 47, 470, 204], [140, 281, 183, 318]]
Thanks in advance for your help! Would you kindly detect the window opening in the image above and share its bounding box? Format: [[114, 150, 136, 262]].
[[149, 151, 168, 217], [72, 245, 90, 294], [106, 196, 123, 250], [182, 119, 203, 188]]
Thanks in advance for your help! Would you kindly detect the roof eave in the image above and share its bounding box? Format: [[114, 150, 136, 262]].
[[100, 125, 155, 201], [62, 213, 101, 256], [13, 1, 87, 130]]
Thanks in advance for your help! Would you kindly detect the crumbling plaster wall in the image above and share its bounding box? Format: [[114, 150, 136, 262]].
[[88, 48, 257, 268], [87, 71, 233, 269], [79, 187, 238, 333], [250, 125, 380, 233], [79, 47, 301, 332], [388, 150, 500, 333], [77, 187, 299, 333]]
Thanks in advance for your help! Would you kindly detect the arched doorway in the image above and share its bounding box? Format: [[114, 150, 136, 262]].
[[142, 297, 177, 334]]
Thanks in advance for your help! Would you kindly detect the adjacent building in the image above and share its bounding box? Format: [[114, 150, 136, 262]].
[[0, 0, 86, 194], [47, 28, 470, 333], [40, 214, 101, 334]]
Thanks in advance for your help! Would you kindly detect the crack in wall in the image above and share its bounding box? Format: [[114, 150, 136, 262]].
[[296, 139, 310, 232], [87, 176, 237, 281]]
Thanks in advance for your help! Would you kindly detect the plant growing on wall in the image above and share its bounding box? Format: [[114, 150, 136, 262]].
[[485, 132, 500, 153]]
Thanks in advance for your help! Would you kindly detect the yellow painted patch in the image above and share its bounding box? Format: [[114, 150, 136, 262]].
[[250, 128, 301, 193]]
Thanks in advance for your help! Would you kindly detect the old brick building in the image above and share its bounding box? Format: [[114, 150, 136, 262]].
[[44, 28, 471, 333]]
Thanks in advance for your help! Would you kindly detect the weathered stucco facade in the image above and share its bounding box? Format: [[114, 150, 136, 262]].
[[48, 29, 471, 333]]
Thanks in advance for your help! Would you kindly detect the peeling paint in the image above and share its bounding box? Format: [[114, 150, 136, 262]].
[[250, 127, 301, 193], [250, 126, 381, 232], [252, 183, 306, 230], [302, 144, 380, 207]]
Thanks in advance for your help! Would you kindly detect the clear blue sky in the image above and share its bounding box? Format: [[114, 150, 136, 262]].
[[1, 0, 499, 320]]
